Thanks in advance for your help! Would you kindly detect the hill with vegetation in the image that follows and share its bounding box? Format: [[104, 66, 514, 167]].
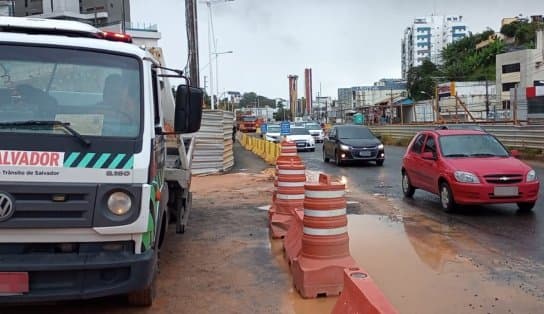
[[407, 19, 543, 101]]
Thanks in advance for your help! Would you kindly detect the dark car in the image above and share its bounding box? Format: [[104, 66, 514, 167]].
[[323, 125, 385, 166]]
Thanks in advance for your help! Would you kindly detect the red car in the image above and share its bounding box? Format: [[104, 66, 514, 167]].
[[401, 128, 539, 212]]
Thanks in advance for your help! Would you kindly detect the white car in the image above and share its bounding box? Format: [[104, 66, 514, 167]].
[[305, 123, 325, 143], [285, 127, 315, 152], [264, 124, 281, 143]]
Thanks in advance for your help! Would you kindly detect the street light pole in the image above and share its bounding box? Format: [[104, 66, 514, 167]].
[[206, 1, 215, 109], [201, 0, 234, 110]]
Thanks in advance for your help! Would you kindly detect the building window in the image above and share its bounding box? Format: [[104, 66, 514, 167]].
[[502, 100, 511, 110], [502, 63, 521, 74], [502, 82, 517, 92]]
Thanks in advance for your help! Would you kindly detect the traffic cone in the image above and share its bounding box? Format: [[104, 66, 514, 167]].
[[291, 173, 357, 298]]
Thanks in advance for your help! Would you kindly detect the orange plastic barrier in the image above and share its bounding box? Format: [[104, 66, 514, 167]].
[[291, 173, 357, 298], [283, 208, 303, 265], [332, 268, 398, 314], [269, 162, 306, 239]]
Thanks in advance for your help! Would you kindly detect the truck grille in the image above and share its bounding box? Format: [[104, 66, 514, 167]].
[[0, 183, 96, 228], [484, 174, 523, 184]]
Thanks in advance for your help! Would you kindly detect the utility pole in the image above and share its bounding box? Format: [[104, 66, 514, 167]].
[[389, 87, 393, 124], [121, 0, 126, 34], [185, 0, 200, 87], [485, 79, 489, 119]]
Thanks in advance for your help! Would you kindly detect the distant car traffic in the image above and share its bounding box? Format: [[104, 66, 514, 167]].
[[264, 124, 281, 143], [323, 125, 385, 166], [401, 129, 540, 212], [285, 127, 315, 152], [304, 122, 325, 143]]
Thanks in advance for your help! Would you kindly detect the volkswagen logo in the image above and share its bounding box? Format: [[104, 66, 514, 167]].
[[0, 192, 15, 222]]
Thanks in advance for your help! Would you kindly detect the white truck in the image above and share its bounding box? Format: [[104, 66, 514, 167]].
[[0, 17, 202, 306]]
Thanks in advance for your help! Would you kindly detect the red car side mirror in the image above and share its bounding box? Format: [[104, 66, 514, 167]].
[[510, 149, 520, 158]]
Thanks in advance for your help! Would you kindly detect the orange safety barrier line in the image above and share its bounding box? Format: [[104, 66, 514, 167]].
[[332, 268, 398, 314]]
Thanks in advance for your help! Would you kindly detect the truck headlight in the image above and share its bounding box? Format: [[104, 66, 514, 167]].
[[340, 144, 351, 151], [107, 192, 132, 216], [527, 169, 537, 182], [454, 171, 480, 184], [378, 144, 384, 150]]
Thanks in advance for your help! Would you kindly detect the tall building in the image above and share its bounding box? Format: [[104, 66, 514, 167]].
[[13, 0, 130, 27], [402, 15, 468, 79], [304, 68, 313, 116], [288, 75, 299, 120]]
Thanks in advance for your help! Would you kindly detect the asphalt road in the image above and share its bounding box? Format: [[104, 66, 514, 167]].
[[299, 144, 544, 297]]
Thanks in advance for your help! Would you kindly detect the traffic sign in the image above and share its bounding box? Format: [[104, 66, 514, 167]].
[[280, 121, 290, 135], [260, 124, 267, 134]]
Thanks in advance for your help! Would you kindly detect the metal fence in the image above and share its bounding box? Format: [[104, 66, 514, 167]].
[[369, 124, 544, 150], [191, 110, 234, 175]]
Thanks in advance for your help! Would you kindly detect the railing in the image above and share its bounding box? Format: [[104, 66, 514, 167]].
[[238, 133, 281, 165], [369, 124, 544, 150]]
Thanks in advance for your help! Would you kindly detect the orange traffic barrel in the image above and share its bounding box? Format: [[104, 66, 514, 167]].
[[276, 141, 298, 163], [332, 268, 398, 314], [291, 173, 357, 298], [270, 162, 306, 239]]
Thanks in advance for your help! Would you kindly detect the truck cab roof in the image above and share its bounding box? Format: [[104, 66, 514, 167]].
[[0, 16, 149, 60]]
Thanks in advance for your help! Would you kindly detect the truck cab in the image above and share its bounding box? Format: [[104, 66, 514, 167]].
[[0, 17, 202, 306]]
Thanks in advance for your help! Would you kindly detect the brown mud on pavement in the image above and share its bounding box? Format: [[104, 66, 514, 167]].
[[344, 190, 544, 314]]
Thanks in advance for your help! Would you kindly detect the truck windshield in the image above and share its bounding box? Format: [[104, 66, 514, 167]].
[[0, 44, 141, 138], [242, 116, 256, 122]]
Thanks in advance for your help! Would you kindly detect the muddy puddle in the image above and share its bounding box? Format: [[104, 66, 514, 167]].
[[348, 214, 543, 314], [269, 213, 543, 314]]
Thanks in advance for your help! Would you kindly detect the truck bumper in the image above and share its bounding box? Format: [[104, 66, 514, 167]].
[[0, 248, 154, 304]]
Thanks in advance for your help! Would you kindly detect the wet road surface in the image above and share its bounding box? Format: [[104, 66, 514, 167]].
[[300, 144, 544, 312]]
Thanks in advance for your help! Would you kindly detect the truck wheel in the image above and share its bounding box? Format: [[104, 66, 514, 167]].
[[127, 254, 158, 306]]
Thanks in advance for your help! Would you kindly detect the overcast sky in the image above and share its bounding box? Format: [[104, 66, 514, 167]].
[[130, 0, 542, 100]]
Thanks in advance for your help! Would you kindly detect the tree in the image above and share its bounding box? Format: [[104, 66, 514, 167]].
[[238, 92, 276, 109], [406, 60, 440, 101], [273, 108, 291, 121]]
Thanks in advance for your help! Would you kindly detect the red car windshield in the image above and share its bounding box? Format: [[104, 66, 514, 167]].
[[439, 134, 509, 157]]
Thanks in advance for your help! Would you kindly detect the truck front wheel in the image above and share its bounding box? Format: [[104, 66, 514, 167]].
[[128, 251, 158, 306]]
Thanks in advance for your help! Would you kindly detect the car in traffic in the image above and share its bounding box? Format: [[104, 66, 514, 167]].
[[264, 124, 281, 143], [305, 122, 325, 143], [285, 127, 315, 152], [323, 125, 385, 166], [401, 129, 540, 212]]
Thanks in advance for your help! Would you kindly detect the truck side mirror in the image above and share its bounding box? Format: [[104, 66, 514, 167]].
[[174, 85, 203, 133]]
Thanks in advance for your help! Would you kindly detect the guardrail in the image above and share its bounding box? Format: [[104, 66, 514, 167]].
[[239, 133, 281, 165], [369, 124, 544, 151]]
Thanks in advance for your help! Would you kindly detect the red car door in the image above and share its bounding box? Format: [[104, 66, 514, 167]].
[[418, 134, 441, 194], [404, 133, 426, 188]]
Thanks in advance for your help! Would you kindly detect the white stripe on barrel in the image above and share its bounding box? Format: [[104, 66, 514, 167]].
[[303, 226, 348, 236], [278, 169, 306, 175], [304, 208, 347, 217], [277, 193, 305, 200], [278, 181, 305, 187], [305, 190, 345, 198]]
